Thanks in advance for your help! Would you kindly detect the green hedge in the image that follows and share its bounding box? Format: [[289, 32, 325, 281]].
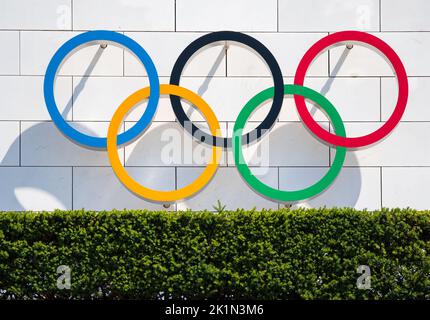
[[0, 208, 429, 300]]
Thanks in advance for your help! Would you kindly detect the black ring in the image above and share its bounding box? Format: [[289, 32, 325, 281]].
[[169, 31, 284, 148]]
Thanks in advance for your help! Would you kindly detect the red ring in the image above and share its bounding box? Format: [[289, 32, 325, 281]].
[[293, 31, 408, 148]]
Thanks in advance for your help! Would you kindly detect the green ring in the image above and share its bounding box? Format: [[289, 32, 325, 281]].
[[232, 84, 346, 202]]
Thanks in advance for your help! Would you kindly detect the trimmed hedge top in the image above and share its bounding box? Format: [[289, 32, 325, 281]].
[[0, 208, 429, 299]]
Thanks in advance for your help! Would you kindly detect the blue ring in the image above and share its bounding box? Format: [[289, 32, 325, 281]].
[[43, 30, 160, 148]]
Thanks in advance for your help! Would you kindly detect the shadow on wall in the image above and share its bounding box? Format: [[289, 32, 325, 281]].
[[0, 43, 363, 210]]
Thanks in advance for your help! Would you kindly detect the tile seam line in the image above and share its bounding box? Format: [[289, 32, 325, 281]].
[[8, 165, 430, 168], [4, 75, 424, 78], [5, 29, 430, 33]]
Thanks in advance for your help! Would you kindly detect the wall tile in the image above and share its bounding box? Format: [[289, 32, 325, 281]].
[[280, 167, 381, 210], [279, 77, 380, 122], [382, 77, 430, 121], [21, 31, 123, 76], [226, 122, 330, 167], [332, 123, 430, 166], [73, 0, 174, 31], [176, 167, 279, 210], [0, 76, 71, 120], [71, 76, 175, 122], [176, 0, 277, 32], [329, 33, 430, 77], [382, 167, 430, 209], [0, 32, 19, 74], [0, 0, 72, 30], [279, 0, 379, 32], [0, 122, 20, 166], [0, 167, 72, 211], [381, 0, 430, 31], [73, 166, 175, 210], [21, 121, 124, 166], [124, 121, 227, 167], [227, 33, 328, 77], [124, 32, 226, 77]]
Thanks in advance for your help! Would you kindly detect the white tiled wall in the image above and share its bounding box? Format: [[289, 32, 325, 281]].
[[0, 0, 428, 211]]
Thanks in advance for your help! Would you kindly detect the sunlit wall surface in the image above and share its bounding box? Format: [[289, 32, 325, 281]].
[[0, 0, 428, 211]]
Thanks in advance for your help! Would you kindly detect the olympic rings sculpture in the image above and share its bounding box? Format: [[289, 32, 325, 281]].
[[44, 30, 408, 204]]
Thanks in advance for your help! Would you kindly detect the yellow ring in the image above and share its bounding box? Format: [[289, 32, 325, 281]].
[[107, 84, 222, 203]]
